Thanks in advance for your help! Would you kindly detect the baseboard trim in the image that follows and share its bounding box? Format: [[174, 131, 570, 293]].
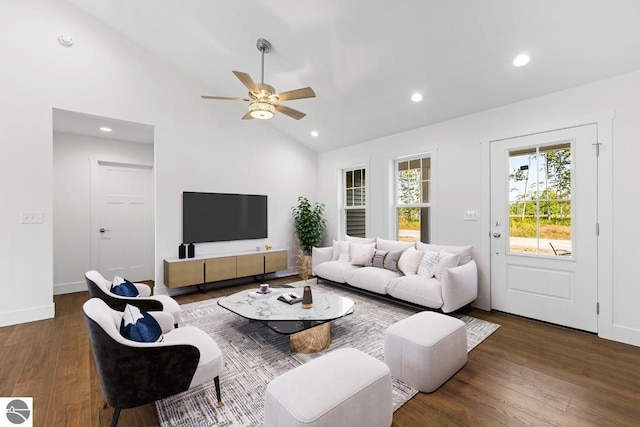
[[0, 303, 55, 327], [606, 324, 640, 347], [54, 281, 87, 295]]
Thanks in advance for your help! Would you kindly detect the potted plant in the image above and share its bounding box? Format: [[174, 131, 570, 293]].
[[291, 196, 326, 255], [291, 197, 326, 279]]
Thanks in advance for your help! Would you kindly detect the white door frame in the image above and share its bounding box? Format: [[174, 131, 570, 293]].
[[89, 156, 155, 280], [480, 111, 614, 340]]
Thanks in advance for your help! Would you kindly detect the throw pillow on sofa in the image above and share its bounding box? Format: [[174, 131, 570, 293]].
[[111, 275, 139, 297], [333, 238, 376, 261], [397, 247, 424, 276], [417, 251, 439, 278], [365, 248, 388, 268], [351, 243, 376, 266], [364, 248, 403, 271], [383, 250, 403, 272], [333, 240, 351, 261], [434, 252, 460, 281]]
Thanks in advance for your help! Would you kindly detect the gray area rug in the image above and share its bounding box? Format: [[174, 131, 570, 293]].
[[156, 281, 500, 427]]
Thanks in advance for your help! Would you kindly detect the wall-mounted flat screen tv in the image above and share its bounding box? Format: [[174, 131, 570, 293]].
[[183, 192, 268, 243]]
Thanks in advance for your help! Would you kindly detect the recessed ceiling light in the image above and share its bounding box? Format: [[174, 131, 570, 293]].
[[310, 130, 319, 137], [100, 127, 112, 132], [411, 93, 423, 102], [513, 54, 530, 67]]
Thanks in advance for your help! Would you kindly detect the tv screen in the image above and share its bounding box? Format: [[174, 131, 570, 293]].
[[182, 192, 268, 243]]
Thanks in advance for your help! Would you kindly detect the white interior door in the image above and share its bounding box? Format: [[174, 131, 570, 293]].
[[91, 161, 154, 282], [490, 125, 598, 332]]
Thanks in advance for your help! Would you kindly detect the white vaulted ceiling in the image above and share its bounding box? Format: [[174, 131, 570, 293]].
[[67, 0, 640, 153]]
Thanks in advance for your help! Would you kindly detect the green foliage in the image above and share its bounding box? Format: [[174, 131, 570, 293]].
[[291, 196, 326, 255], [398, 207, 420, 227], [398, 170, 420, 204], [510, 217, 572, 239], [510, 147, 572, 221]]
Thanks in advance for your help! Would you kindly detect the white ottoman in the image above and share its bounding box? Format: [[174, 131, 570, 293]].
[[264, 348, 392, 427], [384, 311, 467, 393]]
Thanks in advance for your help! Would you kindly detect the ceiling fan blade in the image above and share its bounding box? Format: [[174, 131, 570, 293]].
[[276, 87, 316, 101], [201, 95, 250, 101], [275, 103, 306, 120], [232, 71, 258, 92], [241, 111, 253, 120]]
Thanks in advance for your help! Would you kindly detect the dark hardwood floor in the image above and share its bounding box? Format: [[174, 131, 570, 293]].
[[2, 276, 639, 426]]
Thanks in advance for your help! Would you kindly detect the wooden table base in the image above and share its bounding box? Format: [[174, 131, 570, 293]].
[[289, 322, 332, 353]]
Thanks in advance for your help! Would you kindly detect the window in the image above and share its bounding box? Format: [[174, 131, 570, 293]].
[[509, 142, 572, 256], [395, 156, 431, 243], [343, 167, 366, 238]]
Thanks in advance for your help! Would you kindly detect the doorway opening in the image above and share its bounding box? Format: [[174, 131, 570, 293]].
[[52, 109, 155, 295]]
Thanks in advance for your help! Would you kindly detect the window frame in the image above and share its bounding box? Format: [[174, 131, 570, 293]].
[[341, 165, 368, 238], [393, 153, 432, 243]]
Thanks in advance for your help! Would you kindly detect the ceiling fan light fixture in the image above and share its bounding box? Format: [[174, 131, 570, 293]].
[[249, 101, 275, 119]]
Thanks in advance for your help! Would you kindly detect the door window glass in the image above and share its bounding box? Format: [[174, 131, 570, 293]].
[[509, 142, 572, 256]]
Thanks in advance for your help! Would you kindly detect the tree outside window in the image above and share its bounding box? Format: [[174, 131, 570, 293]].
[[508, 143, 572, 256], [396, 156, 431, 243]]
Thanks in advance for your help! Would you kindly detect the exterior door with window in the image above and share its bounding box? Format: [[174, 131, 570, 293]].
[[490, 125, 598, 332]]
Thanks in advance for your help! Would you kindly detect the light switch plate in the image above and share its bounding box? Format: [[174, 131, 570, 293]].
[[21, 211, 44, 224], [463, 210, 479, 221]]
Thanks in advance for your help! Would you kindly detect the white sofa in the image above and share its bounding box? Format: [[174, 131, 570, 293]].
[[312, 237, 477, 313]]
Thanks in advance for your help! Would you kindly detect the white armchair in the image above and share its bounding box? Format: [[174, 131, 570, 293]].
[[85, 270, 182, 326], [83, 298, 223, 427]]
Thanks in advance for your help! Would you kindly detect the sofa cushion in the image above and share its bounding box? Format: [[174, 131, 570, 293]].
[[376, 238, 414, 252], [434, 252, 460, 281], [314, 260, 360, 283], [345, 235, 377, 244], [416, 243, 473, 265], [351, 243, 375, 266], [345, 267, 401, 294], [397, 247, 424, 276], [387, 276, 444, 309]]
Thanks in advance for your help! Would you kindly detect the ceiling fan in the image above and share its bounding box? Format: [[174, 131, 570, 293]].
[[201, 38, 316, 120]]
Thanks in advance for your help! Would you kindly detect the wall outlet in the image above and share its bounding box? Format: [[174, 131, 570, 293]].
[[463, 210, 479, 221], [21, 211, 44, 224]]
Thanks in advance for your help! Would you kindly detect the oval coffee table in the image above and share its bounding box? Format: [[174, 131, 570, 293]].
[[218, 287, 355, 353]]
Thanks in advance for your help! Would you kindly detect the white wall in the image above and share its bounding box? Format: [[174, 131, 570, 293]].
[[0, 0, 317, 326], [52, 131, 154, 294], [318, 70, 640, 347]]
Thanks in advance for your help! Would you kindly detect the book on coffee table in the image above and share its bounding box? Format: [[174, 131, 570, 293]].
[[278, 292, 302, 305]]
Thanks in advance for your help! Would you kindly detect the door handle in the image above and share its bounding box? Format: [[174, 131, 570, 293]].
[[99, 228, 111, 233], [492, 233, 501, 238]]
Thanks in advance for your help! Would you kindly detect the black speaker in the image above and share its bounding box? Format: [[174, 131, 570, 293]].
[[178, 244, 186, 259], [187, 243, 195, 258]]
